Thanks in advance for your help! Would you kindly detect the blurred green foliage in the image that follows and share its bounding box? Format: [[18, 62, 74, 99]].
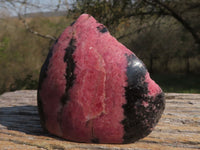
[[9, 74, 38, 91], [0, 16, 73, 94], [151, 73, 200, 93], [69, 0, 200, 75]]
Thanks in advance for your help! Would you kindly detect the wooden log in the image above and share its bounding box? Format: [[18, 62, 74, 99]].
[[0, 90, 200, 150]]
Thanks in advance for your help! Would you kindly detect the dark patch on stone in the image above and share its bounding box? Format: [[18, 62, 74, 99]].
[[122, 54, 165, 143], [97, 25, 108, 33], [125, 54, 147, 86], [91, 138, 99, 143], [37, 96, 47, 132], [57, 38, 77, 129], [61, 38, 77, 105], [37, 40, 56, 130], [60, 93, 70, 106], [38, 41, 55, 89], [70, 21, 76, 26]]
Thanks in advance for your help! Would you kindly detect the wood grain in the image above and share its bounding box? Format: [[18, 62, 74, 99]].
[[0, 90, 200, 150]]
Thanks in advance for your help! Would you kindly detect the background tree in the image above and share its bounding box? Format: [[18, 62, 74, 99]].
[[0, 0, 71, 93], [68, 0, 200, 73]]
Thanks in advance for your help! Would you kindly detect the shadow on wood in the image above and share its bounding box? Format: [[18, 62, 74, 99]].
[[0, 105, 45, 135]]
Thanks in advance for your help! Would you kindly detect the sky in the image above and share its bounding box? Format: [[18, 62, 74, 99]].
[[0, 0, 72, 16]]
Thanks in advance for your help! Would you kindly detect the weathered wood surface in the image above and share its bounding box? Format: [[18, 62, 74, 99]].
[[0, 90, 199, 150]]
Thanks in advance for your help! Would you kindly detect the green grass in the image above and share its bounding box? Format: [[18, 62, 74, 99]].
[[151, 73, 200, 93]]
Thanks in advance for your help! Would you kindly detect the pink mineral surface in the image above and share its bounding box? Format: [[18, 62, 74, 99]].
[[38, 14, 165, 144]]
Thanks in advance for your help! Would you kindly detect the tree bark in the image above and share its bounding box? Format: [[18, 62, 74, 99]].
[[185, 55, 190, 74], [149, 53, 153, 73], [152, 0, 200, 48]]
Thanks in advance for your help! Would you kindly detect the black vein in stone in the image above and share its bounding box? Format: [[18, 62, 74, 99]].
[[61, 38, 76, 105], [122, 54, 165, 143], [97, 25, 108, 33], [37, 40, 57, 131]]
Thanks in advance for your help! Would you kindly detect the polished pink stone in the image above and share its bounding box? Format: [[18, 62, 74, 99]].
[[38, 14, 165, 144]]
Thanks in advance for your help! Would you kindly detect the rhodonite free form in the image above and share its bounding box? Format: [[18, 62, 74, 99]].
[[37, 14, 165, 144]]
